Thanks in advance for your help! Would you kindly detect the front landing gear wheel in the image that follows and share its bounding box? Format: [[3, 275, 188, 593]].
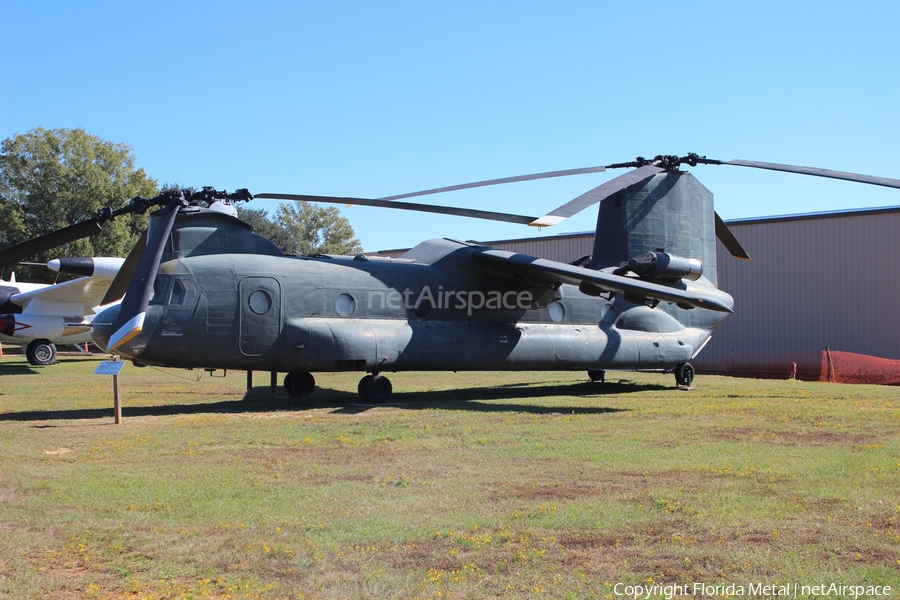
[[26, 339, 57, 366], [675, 362, 695, 387], [358, 374, 392, 404], [587, 369, 605, 382]]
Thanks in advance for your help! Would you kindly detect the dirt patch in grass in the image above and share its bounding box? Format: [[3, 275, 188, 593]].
[[774, 429, 880, 447], [494, 468, 734, 506], [819, 544, 900, 568], [558, 524, 778, 581], [502, 481, 602, 502], [703, 426, 879, 447]]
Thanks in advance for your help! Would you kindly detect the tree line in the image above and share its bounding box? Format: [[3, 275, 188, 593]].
[[0, 128, 363, 283]]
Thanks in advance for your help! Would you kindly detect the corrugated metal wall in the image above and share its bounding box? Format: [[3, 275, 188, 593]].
[[696, 208, 900, 370], [487, 234, 594, 264]]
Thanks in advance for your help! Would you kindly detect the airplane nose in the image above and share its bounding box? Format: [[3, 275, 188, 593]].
[[90, 304, 120, 352]]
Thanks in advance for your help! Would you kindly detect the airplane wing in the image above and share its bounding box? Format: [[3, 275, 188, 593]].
[[473, 248, 734, 313], [11, 276, 117, 314]]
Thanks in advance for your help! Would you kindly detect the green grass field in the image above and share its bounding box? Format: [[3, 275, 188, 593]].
[[1, 353, 898, 599]]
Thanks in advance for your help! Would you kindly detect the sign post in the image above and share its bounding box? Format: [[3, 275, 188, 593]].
[[94, 359, 126, 424]]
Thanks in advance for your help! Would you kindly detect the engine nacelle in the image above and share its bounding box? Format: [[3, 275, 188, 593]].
[[0, 314, 90, 340], [615, 252, 703, 282], [46, 257, 125, 279]]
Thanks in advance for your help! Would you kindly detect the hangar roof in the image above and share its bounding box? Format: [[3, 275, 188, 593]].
[[374, 205, 900, 254]]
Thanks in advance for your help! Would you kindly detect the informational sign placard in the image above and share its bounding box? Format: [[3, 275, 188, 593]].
[[95, 361, 126, 376], [94, 361, 126, 423]]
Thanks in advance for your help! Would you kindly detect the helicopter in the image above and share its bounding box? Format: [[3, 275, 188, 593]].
[[1, 154, 897, 403]]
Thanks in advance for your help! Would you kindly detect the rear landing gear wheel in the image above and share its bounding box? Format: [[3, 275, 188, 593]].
[[675, 362, 695, 387], [588, 369, 605, 382], [26, 339, 57, 366]]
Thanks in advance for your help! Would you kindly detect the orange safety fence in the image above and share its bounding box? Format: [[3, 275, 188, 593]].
[[694, 350, 900, 385]]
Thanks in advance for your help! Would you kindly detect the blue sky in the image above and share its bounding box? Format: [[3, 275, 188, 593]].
[[2, 0, 899, 252]]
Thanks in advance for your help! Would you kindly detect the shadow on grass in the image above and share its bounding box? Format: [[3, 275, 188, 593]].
[[331, 379, 662, 415], [0, 394, 297, 424], [0, 379, 669, 423], [0, 363, 41, 375], [1, 354, 104, 375]]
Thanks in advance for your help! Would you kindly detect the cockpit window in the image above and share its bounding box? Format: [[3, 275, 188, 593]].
[[150, 275, 171, 305], [160, 278, 199, 337], [170, 278, 198, 307], [149, 276, 198, 308]]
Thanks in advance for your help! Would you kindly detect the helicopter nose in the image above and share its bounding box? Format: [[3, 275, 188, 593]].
[[90, 304, 120, 353], [91, 304, 162, 359]]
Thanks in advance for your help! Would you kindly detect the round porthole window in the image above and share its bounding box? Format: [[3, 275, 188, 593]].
[[335, 293, 356, 316], [548, 300, 565, 322], [248, 289, 272, 315]]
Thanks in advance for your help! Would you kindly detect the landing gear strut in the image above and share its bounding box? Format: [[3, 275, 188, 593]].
[[674, 362, 695, 387], [358, 373, 392, 404]]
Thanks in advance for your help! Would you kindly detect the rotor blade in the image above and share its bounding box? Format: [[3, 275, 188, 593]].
[[0, 219, 102, 266], [254, 193, 538, 225], [724, 159, 900, 189], [106, 202, 184, 353], [379, 166, 611, 201], [714, 212, 751, 260], [529, 165, 664, 227], [100, 230, 147, 306]]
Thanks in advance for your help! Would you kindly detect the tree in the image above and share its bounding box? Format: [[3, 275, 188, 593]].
[[275, 202, 364, 256], [235, 206, 297, 253], [0, 128, 158, 282], [237, 202, 363, 256]]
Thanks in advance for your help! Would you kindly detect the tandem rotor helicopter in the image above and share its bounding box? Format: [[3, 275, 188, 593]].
[[2, 153, 898, 403]]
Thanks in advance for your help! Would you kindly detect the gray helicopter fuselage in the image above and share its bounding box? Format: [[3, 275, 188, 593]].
[[93, 235, 727, 374]]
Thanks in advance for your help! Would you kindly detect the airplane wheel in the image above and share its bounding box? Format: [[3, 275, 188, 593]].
[[286, 371, 315, 396], [675, 362, 695, 387], [26, 339, 57, 366], [588, 368, 605, 382], [357, 374, 374, 399], [364, 374, 392, 404]]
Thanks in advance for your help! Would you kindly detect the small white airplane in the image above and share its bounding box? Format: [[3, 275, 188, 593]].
[[0, 257, 124, 365]]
